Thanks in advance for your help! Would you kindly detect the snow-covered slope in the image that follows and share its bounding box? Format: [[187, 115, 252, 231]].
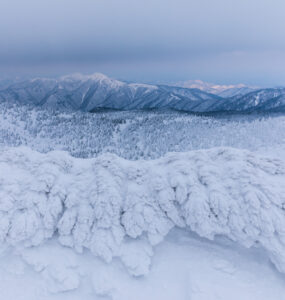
[[1, 74, 285, 112], [173, 79, 258, 97], [1, 102, 285, 159], [1, 146, 285, 276], [221, 88, 285, 112], [177, 88, 285, 112], [0, 73, 220, 111], [1, 228, 285, 300], [217, 86, 258, 98], [0, 79, 19, 91]]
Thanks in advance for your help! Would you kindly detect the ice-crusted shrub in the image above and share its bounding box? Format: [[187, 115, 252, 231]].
[[0, 147, 285, 275]]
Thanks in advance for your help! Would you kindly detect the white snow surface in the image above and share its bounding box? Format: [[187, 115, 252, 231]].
[[1, 146, 285, 279]]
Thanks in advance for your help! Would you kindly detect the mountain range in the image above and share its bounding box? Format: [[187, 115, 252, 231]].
[[0, 73, 284, 113], [172, 79, 258, 97]]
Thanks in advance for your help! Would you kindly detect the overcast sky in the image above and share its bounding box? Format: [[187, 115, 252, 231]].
[[1, 0, 285, 85]]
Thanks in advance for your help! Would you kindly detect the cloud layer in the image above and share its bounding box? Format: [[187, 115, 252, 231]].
[[1, 0, 285, 85]]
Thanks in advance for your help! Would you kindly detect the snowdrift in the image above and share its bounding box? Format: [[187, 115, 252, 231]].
[[1, 147, 285, 275]]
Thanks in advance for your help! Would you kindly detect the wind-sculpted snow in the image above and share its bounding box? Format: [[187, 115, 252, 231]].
[[1, 147, 285, 276]]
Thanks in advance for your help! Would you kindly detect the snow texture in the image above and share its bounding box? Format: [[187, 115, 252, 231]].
[[1, 146, 285, 275]]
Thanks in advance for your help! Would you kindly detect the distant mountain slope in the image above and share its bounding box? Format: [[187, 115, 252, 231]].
[[0, 73, 221, 111], [209, 88, 285, 112], [0, 78, 23, 91], [172, 79, 258, 97], [0, 73, 284, 113]]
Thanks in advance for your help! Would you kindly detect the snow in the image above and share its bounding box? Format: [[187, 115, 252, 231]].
[[1, 146, 285, 278], [1, 229, 285, 300], [60, 72, 115, 82], [129, 83, 158, 91], [172, 79, 258, 97], [4, 73, 282, 112], [1, 102, 285, 299], [1, 105, 285, 160]]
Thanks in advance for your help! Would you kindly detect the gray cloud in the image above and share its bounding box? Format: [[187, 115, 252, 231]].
[[1, 0, 285, 85]]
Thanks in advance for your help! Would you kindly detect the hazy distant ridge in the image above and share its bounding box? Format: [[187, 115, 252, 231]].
[[0, 73, 284, 113]]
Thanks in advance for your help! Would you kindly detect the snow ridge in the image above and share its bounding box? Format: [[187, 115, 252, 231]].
[[1, 147, 285, 275], [173, 79, 258, 97], [1, 73, 285, 112]]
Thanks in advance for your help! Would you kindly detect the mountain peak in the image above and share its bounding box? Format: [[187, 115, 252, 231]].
[[60, 72, 107, 81], [172, 80, 258, 97]]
